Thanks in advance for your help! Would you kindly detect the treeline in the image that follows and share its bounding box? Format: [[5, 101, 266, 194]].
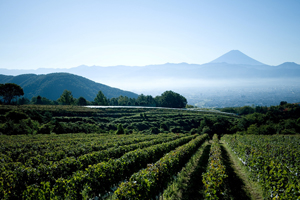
[[1, 83, 187, 108], [17, 91, 187, 108], [219, 101, 292, 115], [226, 101, 300, 135]]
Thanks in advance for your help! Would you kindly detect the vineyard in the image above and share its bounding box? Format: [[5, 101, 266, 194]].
[[0, 105, 300, 199], [0, 133, 206, 199], [222, 135, 300, 199], [1, 132, 299, 199]]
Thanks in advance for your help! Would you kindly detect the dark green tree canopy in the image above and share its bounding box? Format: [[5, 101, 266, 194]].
[[0, 83, 24, 104], [31, 96, 57, 105], [36, 95, 42, 104], [158, 90, 187, 108], [77, 96, 88, 106], [94, 91, 108, 105], [57, 90, 75, 105]]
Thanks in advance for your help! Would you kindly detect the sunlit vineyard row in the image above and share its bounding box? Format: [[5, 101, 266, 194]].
[[222, 134, 300, 199]]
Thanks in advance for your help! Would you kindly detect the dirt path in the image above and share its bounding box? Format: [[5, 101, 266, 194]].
[[220, 141, 264, 200]]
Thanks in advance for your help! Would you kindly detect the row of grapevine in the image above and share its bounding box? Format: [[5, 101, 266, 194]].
[[0, 134, 183, 199], [17, 134, 165, 166], [1, 134, 162, 165], [18, 134, 197, 199], [114, 134, 208, 199], [202, 134, 228, 200], [222, 135, 300, 199], [0, 134, 167, 173], [162, 140, 209, 199]]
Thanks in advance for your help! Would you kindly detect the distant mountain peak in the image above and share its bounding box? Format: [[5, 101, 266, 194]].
[[210, 50, 266, 65]]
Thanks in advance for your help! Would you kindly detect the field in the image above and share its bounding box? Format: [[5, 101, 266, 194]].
[[0, 105, 300, 199]]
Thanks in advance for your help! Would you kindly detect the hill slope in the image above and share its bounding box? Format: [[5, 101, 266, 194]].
[[0, 73, 138, 101]]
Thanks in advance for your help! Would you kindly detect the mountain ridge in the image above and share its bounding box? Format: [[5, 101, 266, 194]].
[[0, 73, 138, 101], [1, 48, 299, 77], [1, 50, 300, 97]]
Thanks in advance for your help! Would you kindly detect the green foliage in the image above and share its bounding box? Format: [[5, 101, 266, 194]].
[[114, 134, 208, 199], [160, 122, 169, 131], [137, 94, 156, 106], [163, 141, 208, 199], [76, 96, 88, 106], [94, 91, 108, 105], [115, 124, 125, 135], [220, 105, 267, 115], [1, 118, 39, 135], [223, 135, 300, 199], [280, 101, 288, 106], [18, 97, 30, 105], [0, 83, 24, 104], [48, 135, 196, 198], [106, 90, 187, 108], [157, 90, 187, 108], [149, 127, 159, 134], [0, 104, 238, 136], [0, 73, 138, 101], [5, 110, 29, 122], [0, 110, 40, 135], [202, 134, 228, 199], [57, 90, 75, 105], [186, 104, 197, 108], [0, 134, 182, 198], [38, 122, 54, 134], [31, 96, 57, 105], [198, 116, 235, 138], [170, 126, 182, 133], [52, 120, 65, 134], [232, 103, 300, 135]]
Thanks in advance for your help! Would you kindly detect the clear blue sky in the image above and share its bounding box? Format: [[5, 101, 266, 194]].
[[1, 0, 300, 69]]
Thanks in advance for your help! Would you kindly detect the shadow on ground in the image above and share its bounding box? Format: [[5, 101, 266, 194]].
[[181, 144, 211, 200], [220, 144, 251, 200]]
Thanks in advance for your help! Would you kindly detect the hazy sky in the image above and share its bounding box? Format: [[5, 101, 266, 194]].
[[1, 0, 300, 69]]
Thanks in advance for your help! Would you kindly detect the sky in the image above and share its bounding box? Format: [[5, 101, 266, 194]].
[[1, 0, 300, 69]]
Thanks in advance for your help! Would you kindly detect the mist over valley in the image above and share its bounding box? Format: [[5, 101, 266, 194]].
[[1, 50, 300, 107]]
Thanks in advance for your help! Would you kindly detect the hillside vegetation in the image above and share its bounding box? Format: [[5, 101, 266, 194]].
[[0, 102, 299, 199], [0, 105, 237, 136], [0, 73, 138, 101]]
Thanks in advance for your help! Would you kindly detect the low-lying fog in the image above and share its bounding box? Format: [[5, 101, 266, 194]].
[[101, 78, 300, 108]]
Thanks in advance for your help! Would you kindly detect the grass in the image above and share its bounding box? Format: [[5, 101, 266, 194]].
[[221, 141, 264, 200]]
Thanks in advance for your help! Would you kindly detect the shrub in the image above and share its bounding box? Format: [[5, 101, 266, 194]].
[[5, 110, 29, 122], [38, 122, 53, 134], [149, 127, 159, 134], [115, 124, 125, 135]]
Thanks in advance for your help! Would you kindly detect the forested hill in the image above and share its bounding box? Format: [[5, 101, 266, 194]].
[[0, 73, 138, 101]]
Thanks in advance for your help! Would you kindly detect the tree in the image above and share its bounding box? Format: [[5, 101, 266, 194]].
[[118, 95, 129, 106], [57, 90, 75, 105], [94, 91, 108, 105], [159, 90, 187, 108], [76, 96, 88, 106], [0, 83, 24, 104], [109, 97, 118, 106], [137, 94, 156, 106], [31, 96, 56, 105], [17, 97, 30, 105], [36, 95, 43, 104], [280, 101, 288, 106]]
